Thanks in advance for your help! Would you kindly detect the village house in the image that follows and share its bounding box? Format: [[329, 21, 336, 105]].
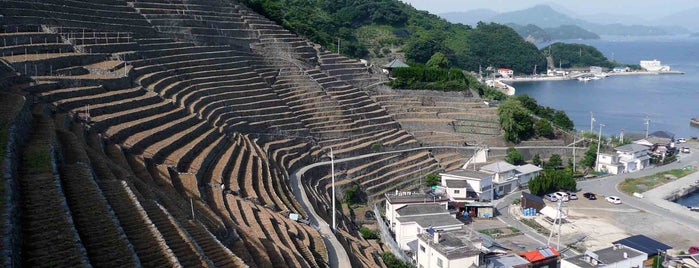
[[416, 228, 484, 268], [561, 244, 647, 268], [514, 164, 543, 186], [393, 203, 463, 251], [439, 169, 493, 202], [520, 247, 560, 268], [596, 143, 651, 174], [385, 191, 449, 231], [480, 161, 518, 197], [498, 68, 514, 78]]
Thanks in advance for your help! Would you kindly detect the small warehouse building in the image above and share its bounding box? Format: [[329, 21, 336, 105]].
[[521, 192, 545, 212]]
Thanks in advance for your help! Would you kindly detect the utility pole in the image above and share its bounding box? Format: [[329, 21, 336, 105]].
[[330, 148, 336, 232], [337, 38, 340, 54], [644, 115, 651, 138], [590, 112, 595, 132], [573, 132, 578, 173], [595, 124, 605, 172]]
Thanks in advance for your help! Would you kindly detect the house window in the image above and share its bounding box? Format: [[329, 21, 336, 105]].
[[453, 190, 460, 194], [437, 258, 443, 267], [420, 245, 425, 252]]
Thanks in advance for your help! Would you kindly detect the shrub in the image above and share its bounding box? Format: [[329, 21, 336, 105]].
[[359, 226, 379, 239], [381, 252, 412, 268]]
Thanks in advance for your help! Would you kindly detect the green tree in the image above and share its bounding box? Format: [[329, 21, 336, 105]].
[[424, 173, 440, 187], [545, 154, 563, 170], [552, 111, 574, 130], [344, 185, 361, 205], [532, 153, 541, 166], [381, 252, 411, 268], [498, 99, 534, 144], [534, 119, 554, 139], [581, 143, 598, 168], [426, 52, 450, 68], [505, 147, 525, 165]]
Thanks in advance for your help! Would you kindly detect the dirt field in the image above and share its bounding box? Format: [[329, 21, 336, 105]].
[[525, 197, 699, 252]]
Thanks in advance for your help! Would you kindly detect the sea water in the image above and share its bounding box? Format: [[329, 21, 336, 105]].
[[514, 35, 699, 138], [513, 35, 699, 206]]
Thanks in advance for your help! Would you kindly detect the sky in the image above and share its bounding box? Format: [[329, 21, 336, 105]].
[[400, 0, 696, 20]]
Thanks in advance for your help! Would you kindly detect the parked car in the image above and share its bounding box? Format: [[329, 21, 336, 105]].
[[544, 194, 558, 202], [682, 147, 690, 154], [568, 192, 578, 200], [606, 196, 622, 204], [554, 192, 570, 202], [583, 192, 597, 200], [677, 138, 687, 143]]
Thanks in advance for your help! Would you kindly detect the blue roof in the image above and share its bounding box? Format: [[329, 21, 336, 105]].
[[613, 235, 672, 256], [614, 66, 626, 69]]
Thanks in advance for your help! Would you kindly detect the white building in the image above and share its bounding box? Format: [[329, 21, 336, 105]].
[[417, 228, 484, 268], [561, 244, 647, 268], [394, 203, 463, 251], [439, 170, 493, 201], [640, 60, 670, 72], [479, 161, 518, 196], [514, 164, 543, 186], [596, 144, 651, 174], [498, 68, 513, 78], [385, 192, 449, 231]]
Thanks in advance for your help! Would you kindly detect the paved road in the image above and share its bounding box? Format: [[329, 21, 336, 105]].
[[577, 142, 699, 232], [290, 166, 351, 268], [289, 144, 591, 266]]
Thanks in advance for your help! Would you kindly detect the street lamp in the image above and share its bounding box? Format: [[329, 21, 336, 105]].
[[329, 147, 336, 233], [595, 124, 605, 172]]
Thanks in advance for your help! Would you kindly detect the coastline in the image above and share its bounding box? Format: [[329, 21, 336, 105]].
[[642, 167, 699, 220], [499, 70, 685, 84]]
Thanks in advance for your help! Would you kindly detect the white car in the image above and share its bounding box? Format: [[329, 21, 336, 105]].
[[606, 196, 622, 204], [677, 138, 687, 143], [554, 192, 570, 202]]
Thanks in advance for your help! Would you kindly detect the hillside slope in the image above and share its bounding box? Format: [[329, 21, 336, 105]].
[[0, 0, 494, 267]]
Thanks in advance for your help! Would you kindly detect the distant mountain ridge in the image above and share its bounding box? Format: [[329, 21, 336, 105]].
[[507, 23, 599, 43], [440, 4, 689, 37]]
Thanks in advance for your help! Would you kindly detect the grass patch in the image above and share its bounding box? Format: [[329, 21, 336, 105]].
[[619, 167, 696, 195], [478, 227, 521, 237], [520, 218, 551, 236]]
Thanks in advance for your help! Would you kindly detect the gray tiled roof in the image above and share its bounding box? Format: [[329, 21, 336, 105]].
[[385, 192, 449, 204], [397, 214, 462, 228], [395, 203, 447, 216], [515, 164, 542, 175], [441, 169, 492, 180], [445, 179, 470, 189], [615, 143, 650, 153], [563, 245, 646, 267], [481, 161, 517, 173]]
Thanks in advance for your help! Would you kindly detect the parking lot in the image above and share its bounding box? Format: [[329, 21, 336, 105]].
[[537, 190, 699, 251]]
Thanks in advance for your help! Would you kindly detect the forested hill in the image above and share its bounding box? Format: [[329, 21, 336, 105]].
[[240, 0, 546, 74], [541, 43, 623, 69]]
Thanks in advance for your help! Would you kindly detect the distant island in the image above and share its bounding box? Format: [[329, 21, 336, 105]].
[[440, 5, 689, 37], [507, 23, 599, 43]]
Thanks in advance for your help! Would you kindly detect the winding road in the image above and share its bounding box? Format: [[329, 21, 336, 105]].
[[288, 145, 587, 267]]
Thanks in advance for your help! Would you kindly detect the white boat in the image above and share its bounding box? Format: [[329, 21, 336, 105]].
[[589, 76, 602, 80], [577, 77, 591, 82], [640, 60, 671, 72]]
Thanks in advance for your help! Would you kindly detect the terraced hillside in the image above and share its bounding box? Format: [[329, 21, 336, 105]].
[[0, 0, 494, 267]]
